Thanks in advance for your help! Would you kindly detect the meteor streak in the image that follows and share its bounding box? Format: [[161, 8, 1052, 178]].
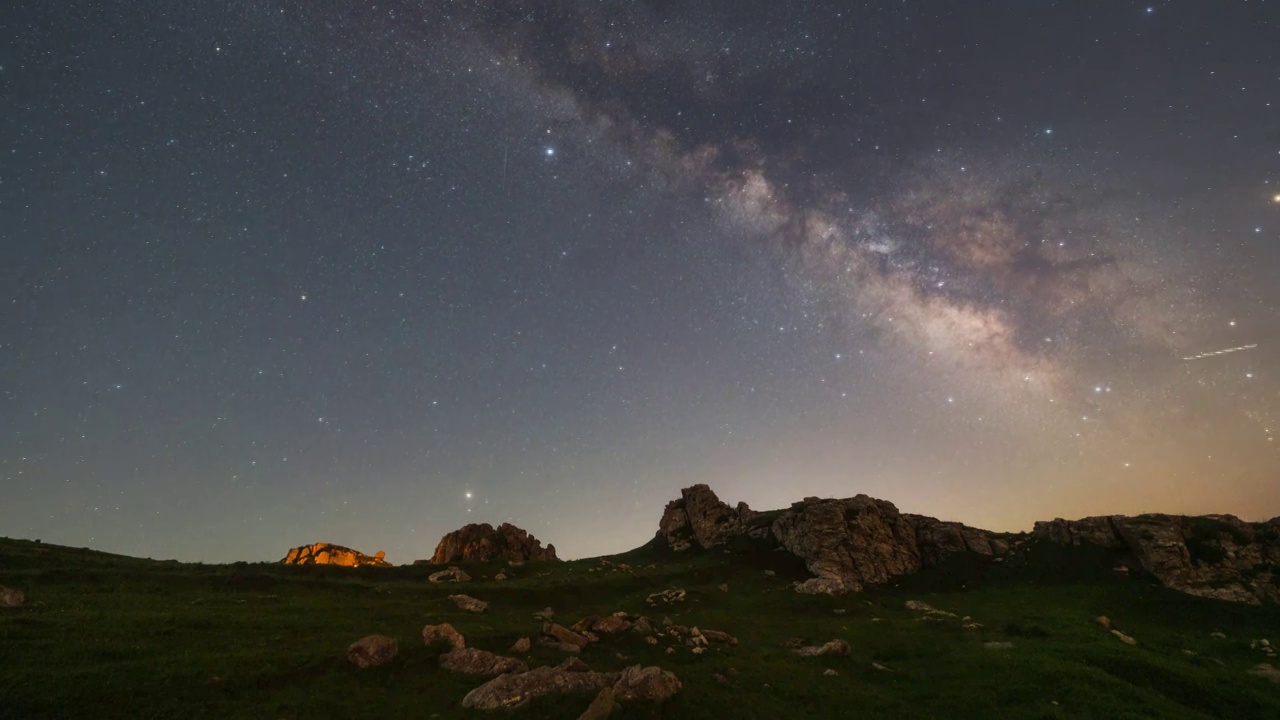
[[1182, 344, 1258, 361]]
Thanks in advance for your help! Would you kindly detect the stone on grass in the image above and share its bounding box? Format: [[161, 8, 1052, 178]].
[[429, 566, 472, 583], [422, 622, 466, 650], [449, 594, 488, 613], [823, 668, 838, 676], [983, 641, 1014, 651], [510, 637, 531, 653], [1250, 664, 1280, 683], [793, 639, 851, 657], [0, 586, 25, 608], [1111, 630, 1137, 646], [347, 634, 398, 668], [439, 647, 528, 676], [544, 622, 591, 650], [1095, 616, 1111, 629], [592, 615, 631, 634]]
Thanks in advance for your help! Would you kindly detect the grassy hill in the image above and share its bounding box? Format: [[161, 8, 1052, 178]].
[[1, 535, 1278, 719]]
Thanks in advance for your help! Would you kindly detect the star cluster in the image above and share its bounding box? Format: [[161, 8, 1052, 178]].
[[1, 1, 1278, 562]]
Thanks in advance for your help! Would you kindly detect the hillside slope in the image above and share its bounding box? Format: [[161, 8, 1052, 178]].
[[1, 535, 1278, 719]]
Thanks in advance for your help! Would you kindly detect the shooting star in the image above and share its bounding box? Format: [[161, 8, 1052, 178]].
[[1182, 344, 1258, 361]]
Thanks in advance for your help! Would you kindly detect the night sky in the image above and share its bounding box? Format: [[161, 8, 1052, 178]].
[[3, 1, 1279, 564]]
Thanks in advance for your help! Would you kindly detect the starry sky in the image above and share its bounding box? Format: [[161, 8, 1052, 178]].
[[3, 1, 1279, 564]]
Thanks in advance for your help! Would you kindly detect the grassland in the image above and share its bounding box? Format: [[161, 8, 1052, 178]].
[[1, 536, 1278, 719]]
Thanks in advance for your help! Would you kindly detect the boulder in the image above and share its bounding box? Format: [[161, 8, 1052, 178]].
[[792, 639, 851, 657], [347, 634, 398, 668], [544, 623, 591, 650], [422, 622, 466, 650], [0, 586, 25, 608], [772, 496, 923, 592], [612, 665, 682, 703], [591, 615, 631, 634], [461, 658, 619, 710], [431, 523, 558, 564], [439, 647, 528, 676], [449, 594, 489, 613], [281, 543, 391, 567], [429, 566, 472, 583]]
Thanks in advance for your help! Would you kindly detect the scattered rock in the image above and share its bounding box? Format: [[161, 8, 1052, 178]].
[[1262, 639, 1272, 648], [1210, 631, 1227, 639], [461, 658, 619, 711], [631, 616, 656, 635], [983, 641, 1014, 651], [578, 686, 618, 720], [665, 647, 675, 655], [494, 572, 507, 581], [282, 543, 390, 567], [347, 635, 398, 668], [1111, 630, 1138, 646], [904, 600, 936, 612], [718, 583, 729, 593], [544, 623, 591, 650], [431, 522, 558, 564], [714, 672, 730, 685], [422, 622, 466, 650], [0, 586, 26, 608], [692, 646, 705, 655], [534, 607, 555, 621], [871, 662, 894, 672], [429, 566, 472, 583], [700, 629, 738, 645], [764, 570, 776, 577], [793, 639, 851, 657], [1095, 616, 1111, 629], [510, 637, 531, 653], [833, 608, 847, 615], [823, 668, 838, 676], [449, 594, 489, 613], [439, 647, 528, 676], [645, 636, 659, 646], [612, 665, 682, 703]]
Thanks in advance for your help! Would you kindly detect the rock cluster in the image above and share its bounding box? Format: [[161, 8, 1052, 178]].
[[1034, 514, 1280, 604], [281, 543, 390, 567], [655, 486, 1008, 594], [428, 522, 558, 564]]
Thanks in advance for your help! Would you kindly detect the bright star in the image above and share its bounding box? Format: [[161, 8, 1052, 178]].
[[465, 491, 473, 499], [545, 147, 556, 157]]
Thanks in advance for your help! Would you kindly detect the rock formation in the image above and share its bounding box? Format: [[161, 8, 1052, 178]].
[[428, 522, 558, 564], [655, 486, 1006, 593], [657, 485, 753, 551], [652, 484, 1280, 605], [281, 543, 390, 567], [1033, 514, 1280, 605]]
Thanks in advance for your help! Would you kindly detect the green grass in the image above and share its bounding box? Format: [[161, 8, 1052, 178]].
[[1, 536, 1278, 719]]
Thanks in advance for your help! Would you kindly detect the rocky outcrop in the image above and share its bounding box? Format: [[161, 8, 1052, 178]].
[[429, 523, 558, 564], [281, 543, 390, 567], [657, 484, 753, 551], [1034, 514, 1280, 605], [653, 487, 1011, 595]]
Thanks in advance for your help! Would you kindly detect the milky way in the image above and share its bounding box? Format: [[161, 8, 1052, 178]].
[[2, 1, 1278, 562]]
